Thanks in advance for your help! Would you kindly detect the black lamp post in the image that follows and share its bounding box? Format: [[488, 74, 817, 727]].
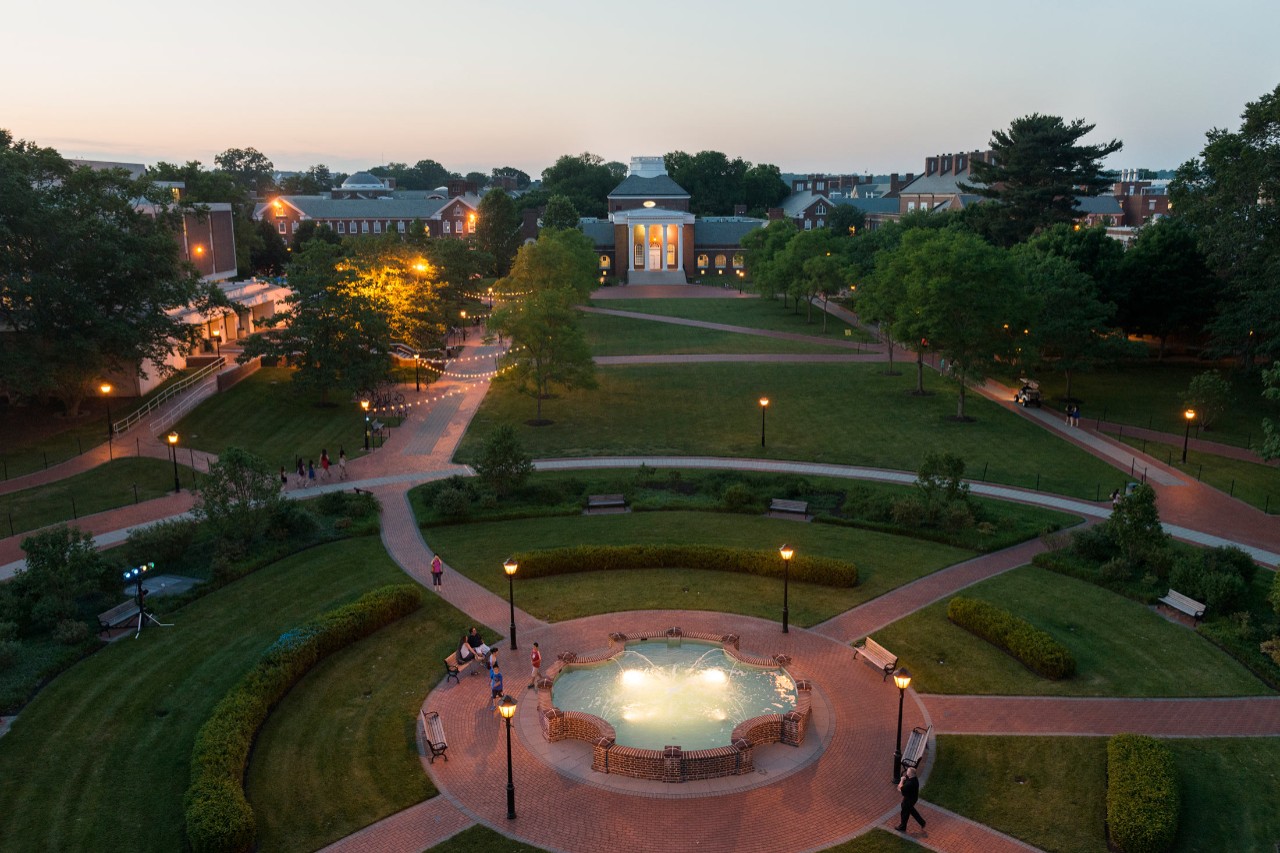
[[211, 329, 222, 358], [892, 666, 912, 783], [1181, 408, 1196, 463], [414, 353, 421, 392], [100, 383, 113, 440], [123, 561, 153, 637], [759, 397, 769, 448], [361, 399, 370, 451], [779, 544, 793, 633], [504, 558, 519, 650], [167, 432, 180, 493], [461, 310, 467, 341], [498, 694, 518, 819]]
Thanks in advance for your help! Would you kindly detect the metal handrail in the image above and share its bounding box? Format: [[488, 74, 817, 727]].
[[112, 357, 225, 436]]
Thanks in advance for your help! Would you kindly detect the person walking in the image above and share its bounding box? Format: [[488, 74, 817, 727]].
[[320, 449, 330, 480], [430, 554, 443, 589], [896, 767, 926, 833], [338, 448, 347, 480], [280, 466, 289, 491], [1072, 404, 1081, 427], [528, 642, 542, 689], [488, 663, 504, 711], [296, 457, 306, 488], [307, 460, 316, 487]]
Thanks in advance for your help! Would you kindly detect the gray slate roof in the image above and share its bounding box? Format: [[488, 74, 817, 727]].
[[898, 172, 986, 196], [608, 174, 690, 198], [279, 195, 448, 219], [580, 220, 615, 246], [1073, 195, 1123, 215], [780, 192, 832, 218], [833, 196, 900, 214], [694, 217, 765, 246]]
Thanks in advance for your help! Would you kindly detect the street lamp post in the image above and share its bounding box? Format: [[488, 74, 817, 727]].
[[414, 353, 421, 392], [497, 694, 518, 819], [211, 329, 222, 358], [166, 432, 180, 493], [759, 397, 769, 448], [503, 558, 519, 650], [361, 399, 370, 451], [892, 667, 912, 783], [100, 383, 113, 440], [461, 310, 468, 342], [779, 544, 793, 634], [1182, 408, 1196, 463]]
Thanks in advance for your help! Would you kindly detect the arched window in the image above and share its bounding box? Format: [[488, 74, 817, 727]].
[[732, 253, 744, 268], [599, 254, 611, 269], [697, 254, 709, 269], [715, 254, 727, 268]]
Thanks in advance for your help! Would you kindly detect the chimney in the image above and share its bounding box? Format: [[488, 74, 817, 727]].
[[926, 157, 938, 175], [767, 207, 784, 221], [734, 204, 747, 216], [941, 154, 952, 175]]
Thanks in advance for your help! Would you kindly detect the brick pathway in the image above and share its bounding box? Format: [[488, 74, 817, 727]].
[[880, 805, 1045, 853]]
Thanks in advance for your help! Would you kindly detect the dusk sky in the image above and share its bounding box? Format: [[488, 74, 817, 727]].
[[5, 0, 1278, 178]]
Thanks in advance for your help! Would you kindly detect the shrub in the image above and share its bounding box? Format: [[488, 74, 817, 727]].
[[315, 491, 348, 516], [52, 619, 90, 646], [947, 596, 1076, 679], [1106, 734, 1179, 853], [509, 545, 857, 587], [721, 483, 755, 512], [1169, 548, 1253, 612], [125, 519, 198, 568], [0, 639, 19, 670], [942, 501, 975, 533], [264, 501, 317, 541], [432, 485, 472, 518], [0, 620, 18, 642], [184, 584, 421, 853], [1072, 524, 1117, 563]]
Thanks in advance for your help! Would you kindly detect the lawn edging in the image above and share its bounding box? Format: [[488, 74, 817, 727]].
[[511, 543, 858, 587], [946, 595, 1076, 679], [1107, 734, 1180, 853], [184, 583, 422, 853]]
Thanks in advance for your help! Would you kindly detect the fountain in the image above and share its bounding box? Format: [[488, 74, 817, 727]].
[[536, 628, 815, 782]]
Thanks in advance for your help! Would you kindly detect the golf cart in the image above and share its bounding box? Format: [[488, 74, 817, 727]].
[[1014, 379, 1042, 408]]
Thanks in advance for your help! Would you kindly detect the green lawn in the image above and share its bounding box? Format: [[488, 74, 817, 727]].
[[174, 367, 391, 468], [579, 310, 861, 356], [592, 296, 872, 340], [0, 537, 408, 853], [1118, 435, 1280, 513], [0, 457, 194, 537], [925, 735, 1108, 853], [459, 362, 1126, 500], [423, 512, 972, 625], [873, 566, 1270, 696], [818, 831, 929, 852], [247, 595, 471, 853], [1168, 738, 1280, 851], [1030, 362, 1276, 449]]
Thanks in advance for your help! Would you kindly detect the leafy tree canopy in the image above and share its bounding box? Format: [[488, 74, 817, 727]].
[[961, 113, 1122, 245], [213, 146, 276, 195], [491, 166, 531, 188], [193, 446, 284, 546], [475, 189, 521, 277], [539, 152, 624, 219], [369, 160, 458, 191], [279, 164, 334, 194], [474, 425, 534, 497], [1117, 216, 1216, 355], [664, 151, 788, 216], [499, 227, 597, 302], [491, 285, 596, 423], [540, 194, 581, 231]]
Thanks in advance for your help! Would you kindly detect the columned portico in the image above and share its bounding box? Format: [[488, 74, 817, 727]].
[[614, 208, 694, 285]]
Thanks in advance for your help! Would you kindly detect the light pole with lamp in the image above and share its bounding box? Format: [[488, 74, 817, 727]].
[[211, 329, 222, 358], [892, 666, 912, 783], [460, 310, 468, 342], [759, 397, 769, 448], [414, 353, 421, 392], [503, 558, 519, 650], [166, 431, 181, 493], [498, 694, 518, 819], [779, 544, 793, 633], [1181, 408, 1196, 463], [361, 399, 370, 451], [100, 383, 113, 440]]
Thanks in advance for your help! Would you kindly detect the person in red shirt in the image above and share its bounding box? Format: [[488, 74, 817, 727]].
[[528, 642, 542, 689]]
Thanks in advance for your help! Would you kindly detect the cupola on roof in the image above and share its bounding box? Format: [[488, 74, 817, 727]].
[[342, 171, 385, 189]]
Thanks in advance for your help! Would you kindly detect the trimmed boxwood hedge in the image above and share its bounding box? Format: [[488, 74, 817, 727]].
[[1107, 734, 1180, 853], [510, 544, 858, 588], [183, 584, 422, 853], [946, 596, 1076, 679]]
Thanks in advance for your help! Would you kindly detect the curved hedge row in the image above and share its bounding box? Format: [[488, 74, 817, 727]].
[[510, 544, 858, 588], [184, 584, 422, 853], [946, 596, 1076, 679], [1107, 734, 1180, 853]]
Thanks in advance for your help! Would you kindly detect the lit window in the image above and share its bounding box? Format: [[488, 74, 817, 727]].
[[715, 254, 727, 268], [599, 254, 611, 269], [468, 217, 475, 233], [697, 254, 709, 269], [732, 253, 744, 269]]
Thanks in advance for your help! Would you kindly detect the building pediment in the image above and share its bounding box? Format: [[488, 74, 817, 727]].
[[611, 207, 695, 225]]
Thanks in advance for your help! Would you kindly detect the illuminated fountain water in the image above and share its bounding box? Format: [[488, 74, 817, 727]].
[[552, 641, 796, 751]]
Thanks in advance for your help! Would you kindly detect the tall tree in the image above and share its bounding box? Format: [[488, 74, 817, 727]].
[[499, 227, 597, 302], [465, 171, 489, 189], [192, 446, 284, 546], [491, 166, 531, 188], [1021, 223, 1126, 316], [213, 146, 276, 195], [475, 188, 521, 276], [540, 194, 581, 231], [1117, 217, 1217, 358], [960, 114, 1122, 245], [251, 218, 290, 275], [0, 134, 218, 416], [1170, 83, 1280, 365], [1261, 362, 1280, 460], [491, 286, 596, 423], [740, 219, 797, 301], [880, 228, 1021, 418], [279, 164, 333, 194], [826, 203, 865, 237], [539, 153, 623, 219], [742, 163, 790, 216]]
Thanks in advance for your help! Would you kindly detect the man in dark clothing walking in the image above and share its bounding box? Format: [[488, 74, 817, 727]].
[[896, 767, 926, 832]]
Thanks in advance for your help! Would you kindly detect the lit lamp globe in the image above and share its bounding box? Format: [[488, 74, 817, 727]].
[[167, 431, 178, 446], [503, 558, 518, 577], [498, 693, 517, 719], [893, 667, 912, 691]]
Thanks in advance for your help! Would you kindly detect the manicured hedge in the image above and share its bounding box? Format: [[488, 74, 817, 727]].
[[184, 584, 422, 853], [946, 596, 1076, 679], [1107, 734, 1180, 853], [510, 544, 858, 588]]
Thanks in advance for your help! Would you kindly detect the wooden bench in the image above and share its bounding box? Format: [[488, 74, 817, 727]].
[[420, 710, 448, 763], [769, 498, 809, 520], [900, 725, 932, 770], [97, 600, 141, 636], [1158, 589, 1206, 623], [586, 494, 627, 513], [853, 636, 898, 681]]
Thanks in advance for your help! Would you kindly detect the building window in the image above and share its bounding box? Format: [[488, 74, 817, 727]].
[[732, 253, 744, 269], [599, 254, 611, 269], [816, 203, 826, 215], [373, 221, 382, 234], [804, 219, 812, 230], [817, 218, 825, 228], [397, 220, 406, 233], [277, 222, 286, 234], [361, 221, 369, 233], [292, 221, 300, 233], [907, 202, 916, 211], [715, 254, 726, 269], [1148, 200, 1156, 211], [697, 254, 709, 269], [467, 216, 476, 233], [350, 221, 357, 233], [443, 220, 451, 234], [337, 222, 346, 234], [816, 182, 825, 191], [455, 220, 463, 234]]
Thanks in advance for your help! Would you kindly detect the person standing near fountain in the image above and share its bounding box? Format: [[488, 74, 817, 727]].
[[896, 767, 926, 833], [528, 643, 542, 689], [489, 663, 504, 711]]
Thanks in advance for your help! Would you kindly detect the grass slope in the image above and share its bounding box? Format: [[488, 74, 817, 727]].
[[873, 566, 1270, 696], [593, 296, 870, 339], [0, 537, 406, 853], [459, 362, 1125, 499], [423, 511, 971, 625], [579, 310, 859, 356]]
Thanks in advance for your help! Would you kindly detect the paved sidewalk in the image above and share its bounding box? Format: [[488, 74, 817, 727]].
[[882, 804, 1045, 853], [317, 797, 474, 853], [580, 305, 875, 350], [923, 695, 1280, 737], [1094, 420, 1273, 465]]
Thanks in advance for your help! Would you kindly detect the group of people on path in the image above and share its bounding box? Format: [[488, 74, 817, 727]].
[[279, 448, 347, 490], [453, 622, 541, 712]]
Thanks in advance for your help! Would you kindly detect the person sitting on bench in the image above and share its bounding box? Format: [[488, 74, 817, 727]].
[[465, 626, 491, 666]]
